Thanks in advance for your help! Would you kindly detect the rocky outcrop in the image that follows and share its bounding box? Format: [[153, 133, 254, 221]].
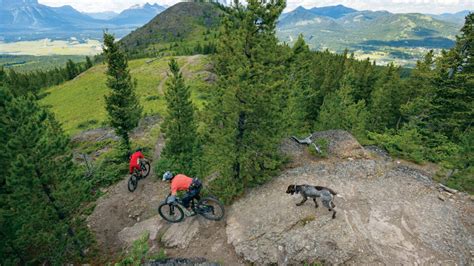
[[118, 216, 164, 247], [161, 218, 202, 249], [227, 132, 474, 265]]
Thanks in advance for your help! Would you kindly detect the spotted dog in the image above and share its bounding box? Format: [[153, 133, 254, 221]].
[[286, 184, 338, 219]]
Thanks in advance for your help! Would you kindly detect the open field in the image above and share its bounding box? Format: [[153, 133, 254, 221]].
[[0, 39, 102, 56], [0, 54, 88, 72], [41, 55, 212, 135]]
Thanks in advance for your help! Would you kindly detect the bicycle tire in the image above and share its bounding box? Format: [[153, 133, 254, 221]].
[[141, 161, 151, 178], [158, 202, 184, 223], [197, 197, 225, 221], [128, 175, 138, 192]]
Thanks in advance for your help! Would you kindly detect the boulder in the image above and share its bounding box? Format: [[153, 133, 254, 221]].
[[226, 159, 474, 265], [161, 218, 201, 249], [118, 216, 165, 247]]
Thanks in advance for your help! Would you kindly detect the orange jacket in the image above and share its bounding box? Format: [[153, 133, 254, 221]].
[[170, 174, 193, 195]]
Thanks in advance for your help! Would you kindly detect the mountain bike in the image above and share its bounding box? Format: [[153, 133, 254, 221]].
[[127, 159, 151, 192], [158, 194, 225, 223]]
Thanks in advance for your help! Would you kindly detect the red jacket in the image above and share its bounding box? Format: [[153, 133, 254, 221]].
[[129, 151, 144, 173], [170, 174, 193, 195]]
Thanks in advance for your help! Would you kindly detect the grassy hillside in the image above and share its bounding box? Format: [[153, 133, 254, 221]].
[[41, 55, 212, 135], [119, 2, 223, 57]]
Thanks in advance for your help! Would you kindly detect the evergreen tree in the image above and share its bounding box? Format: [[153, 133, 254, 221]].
[[85, 56, 93, 69], [103, 32, 143, 153], [369, 64, 405, 132], [286, 35, 318, 133], [204, 0, 288, 202], [159, 58, 199, 175], [0, 88, 91, 264], [430, 13, 473, 140], [316, 81, 368, 140], [66, 59, 78, 80]]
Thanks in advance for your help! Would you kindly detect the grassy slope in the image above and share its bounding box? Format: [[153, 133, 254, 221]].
[[41, 55, 211, 135]]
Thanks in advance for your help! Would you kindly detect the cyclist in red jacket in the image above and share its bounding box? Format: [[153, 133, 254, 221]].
[[129, 148, 145, 174]]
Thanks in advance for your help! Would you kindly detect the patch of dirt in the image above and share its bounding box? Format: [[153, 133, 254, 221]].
[[157, 55, 214, 94], [86, 175, 169, 255]]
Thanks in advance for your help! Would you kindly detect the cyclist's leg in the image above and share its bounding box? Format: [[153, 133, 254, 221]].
[[182, 188, 200, 208]]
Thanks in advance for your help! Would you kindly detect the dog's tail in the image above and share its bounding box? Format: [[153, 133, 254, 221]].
[[314, 186, 338, 195]]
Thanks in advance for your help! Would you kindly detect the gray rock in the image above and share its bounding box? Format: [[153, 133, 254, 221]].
[[118, 217, 164, 247], [161, 218, 200, 249], [226, 158, 473, 265]]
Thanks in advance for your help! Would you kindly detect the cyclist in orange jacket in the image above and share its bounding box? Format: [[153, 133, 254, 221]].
[[162, 171, 202, 211]]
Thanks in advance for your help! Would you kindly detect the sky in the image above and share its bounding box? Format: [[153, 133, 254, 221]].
[[38, 0, 474, 14]]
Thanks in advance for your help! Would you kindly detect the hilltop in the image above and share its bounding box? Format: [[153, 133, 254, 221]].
[[119, 2, 223, 57]]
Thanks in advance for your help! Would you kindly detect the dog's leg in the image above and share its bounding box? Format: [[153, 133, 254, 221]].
[[312, 198, 319, 208], [296, 196, 307, 206], [332, 209, 336, 219]]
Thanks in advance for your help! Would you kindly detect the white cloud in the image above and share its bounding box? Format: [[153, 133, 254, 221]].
[[37, 0, 474, 14]]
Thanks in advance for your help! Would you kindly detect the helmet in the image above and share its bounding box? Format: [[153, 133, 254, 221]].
[[162, 171, 173, 181], [135, 147, 143, 152]]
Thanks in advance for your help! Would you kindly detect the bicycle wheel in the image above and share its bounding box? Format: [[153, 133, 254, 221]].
[[128, 175, 138, 192], [141, 161, 151, 178], [158, 202, 184, 223], [197, 197, 225, 221]]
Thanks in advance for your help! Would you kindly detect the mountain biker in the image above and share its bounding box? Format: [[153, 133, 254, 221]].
[[162, 171, 202, 214], [129, 148, 145, 175]]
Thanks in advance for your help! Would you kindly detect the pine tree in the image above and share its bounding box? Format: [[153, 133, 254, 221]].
[[204, 0, 288, 202], [103, 32, 143, 153], [369, 64, 405, 132], [0, 89, 91, 264], [66, 59, 78, 80], [430, 13, 473, 140], [85, 56, 93, 69], [159, 58, 199, 175], [286, 35, 318, 133], [316, 81, 368, 140]]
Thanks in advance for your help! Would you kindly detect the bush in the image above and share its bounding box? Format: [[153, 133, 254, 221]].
[[368, 127, 426, 163], [114, 232, 166, 266], [145, 95, 160, 101], [77, 119, 98, 129]]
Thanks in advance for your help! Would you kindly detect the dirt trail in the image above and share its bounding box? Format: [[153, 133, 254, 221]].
[[87, 132, 243, 265], [157, 55, 204, 94]]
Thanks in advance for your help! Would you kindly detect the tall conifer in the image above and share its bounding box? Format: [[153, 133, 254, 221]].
[[103, 32, 143, 153], [160, 58, 199, 174], [204, 0, 287, 201]]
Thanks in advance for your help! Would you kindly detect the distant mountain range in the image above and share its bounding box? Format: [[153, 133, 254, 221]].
[[430, 10, 471, 24], [0, 0, 165, 41], [0, 0, 471, 65], [277, 5, 469, 56]]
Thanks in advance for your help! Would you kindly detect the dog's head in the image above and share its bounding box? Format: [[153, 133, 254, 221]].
[[286, 185, 299, 195]]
